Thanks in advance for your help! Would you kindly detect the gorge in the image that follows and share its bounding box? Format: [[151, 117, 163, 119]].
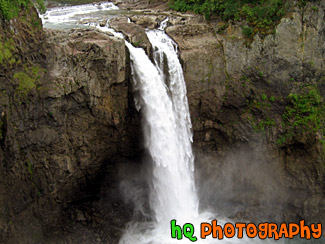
[[0, 0, 324, 243]]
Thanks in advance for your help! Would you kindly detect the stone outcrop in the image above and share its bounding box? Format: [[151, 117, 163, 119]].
[[0, 11, 140, 243], [109, 17, 152, 55]]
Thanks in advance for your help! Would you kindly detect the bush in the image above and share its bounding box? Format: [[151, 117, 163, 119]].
[[242, 25, 253, 38], [0, 37, 15, 65], [13, 65, 44, 97], [284, 87, 323, 130], [278, 86, 324, 145]]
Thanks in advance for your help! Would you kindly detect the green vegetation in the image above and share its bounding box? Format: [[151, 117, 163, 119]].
[[0, 37, 16, 65], [13, 65, 44, 97], [277, 86, 324, 145], [170, 0, 318, 37], [242, 25, 253, 38], [261, 93, 267, 101], [284, 88, 322, 129], [27, 160, 33, 180], [35, 0, 46, 13], [246, 93, 276, 132], [254, 118, 276, 132], [244, 85, 323, 146], [25, 158, 42, 196], [133, 39, 143, 47], [216, 23, 228, 33], [0, 0, 45, 20]]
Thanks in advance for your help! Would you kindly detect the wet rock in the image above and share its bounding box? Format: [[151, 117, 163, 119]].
[[99, 20, 107, 27], [129, 15, 159, 29], [110, 17, 152, 56]]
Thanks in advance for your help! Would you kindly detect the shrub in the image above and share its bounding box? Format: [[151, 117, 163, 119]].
[[0, 37, 15, 65], [278, 85, 324, 145], [261, 93, 268, 101], [242, 25, 253, 38], [283, 87, 323, 130], [13, 65, 44, 97]]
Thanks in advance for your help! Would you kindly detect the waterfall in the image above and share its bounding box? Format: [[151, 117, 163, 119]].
[[118, 17, 205, 243], [40, 3, 281, 242], [119, 23, 199, 243], [119, 19, 277, 244]]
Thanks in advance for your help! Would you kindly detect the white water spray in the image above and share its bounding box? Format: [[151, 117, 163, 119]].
[[146, 20, 199, 222], [131, 19, 196, 219], [119, 24, 199, 244]]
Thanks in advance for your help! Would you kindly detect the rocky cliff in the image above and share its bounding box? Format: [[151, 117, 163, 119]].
[[0, 0, 324, 243], [0, 7, 140, 243]]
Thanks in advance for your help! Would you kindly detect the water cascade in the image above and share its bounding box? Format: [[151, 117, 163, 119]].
[[41, 3, 279, 243], [146, 20, 199, 224], [118, 21, 201, 244], [40, 2, 118, 29], [119, 18, 278, 244]]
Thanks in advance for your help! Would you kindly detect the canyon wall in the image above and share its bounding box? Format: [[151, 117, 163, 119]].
[[0, 8, 140, 243]]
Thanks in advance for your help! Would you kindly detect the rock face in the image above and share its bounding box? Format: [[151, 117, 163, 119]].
[[109, 17, 152, 55], [0, 10, 140, 243]]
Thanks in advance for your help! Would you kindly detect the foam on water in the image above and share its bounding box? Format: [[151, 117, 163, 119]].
[[40, 2, 118, 26]]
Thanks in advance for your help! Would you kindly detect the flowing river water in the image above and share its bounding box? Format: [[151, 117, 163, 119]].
[[40, 2, 322, 244]]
